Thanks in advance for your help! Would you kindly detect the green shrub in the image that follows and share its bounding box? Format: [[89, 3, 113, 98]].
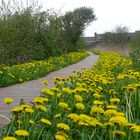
[[129, 31, 140, 69]]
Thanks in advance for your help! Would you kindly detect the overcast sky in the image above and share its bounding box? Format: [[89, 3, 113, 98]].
[[38, 0, 140, 36]]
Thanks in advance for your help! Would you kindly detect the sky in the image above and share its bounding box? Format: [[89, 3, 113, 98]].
[[38, 0, 140, 36]]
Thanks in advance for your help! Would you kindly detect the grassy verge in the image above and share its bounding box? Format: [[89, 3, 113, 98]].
[[0, 51, 88, 87]]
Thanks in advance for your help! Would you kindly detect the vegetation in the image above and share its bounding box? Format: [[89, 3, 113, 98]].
[[129, 31, 140, 69], [103, 25, 130, 46], [0, 0, 95, 65], [1, 52, 140, 139], [0, 51, 88, 87]]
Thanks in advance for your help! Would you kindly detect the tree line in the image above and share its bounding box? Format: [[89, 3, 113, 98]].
[[0, 0, 96, 65]]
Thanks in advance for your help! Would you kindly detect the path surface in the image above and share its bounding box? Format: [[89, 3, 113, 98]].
[[0, 53, 99, 125]]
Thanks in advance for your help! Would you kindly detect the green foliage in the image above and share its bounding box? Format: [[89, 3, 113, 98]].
[[103, 25, 130, 46], [129, 31, 140, 69], [0, 1, 95, 65], [60, 7, 96, 52]]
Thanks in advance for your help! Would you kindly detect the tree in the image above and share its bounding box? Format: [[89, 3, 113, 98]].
[[60, 7, 96, 51], [103, 25, 129, 45]]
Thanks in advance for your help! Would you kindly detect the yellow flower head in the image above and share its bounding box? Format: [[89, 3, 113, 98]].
[[57, 123, 70, 131], [54, 114, 62, 118], [74, 95, 83, 102], [36, 105, 47, 112], [90, 106, 104, 115], [109, 116, 128, 126], [130, 125, 140, 132], [113, 130, 126, 137], [41, 80, 48, 85], [75, 103, 85, 110], [104, 109, 117, 116], [93, 100, 104, 105], [62, 88, 71, 94], [11, 106, 23, 113], [58, 102, 68, 109], [3, 98, 13, 104], [2, 137, 17, 140], [33, 97, 44, 104], [68, 113, 79, 122], [15, 130, 29, 136], [29, 119, 35, 125], [41, 88, 54, 96], [110, 98, 120, 103], [55, 135, 66, 140], [93, 93, 101, 99], [41, 118, 52, 125], [106, 105, 117, 109], [25, 108, 34, 113]]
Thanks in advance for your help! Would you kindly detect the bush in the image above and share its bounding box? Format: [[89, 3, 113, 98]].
[[0, 1, 96, 65], [129, 31, 140, 69], [103, 25, 130, 46]]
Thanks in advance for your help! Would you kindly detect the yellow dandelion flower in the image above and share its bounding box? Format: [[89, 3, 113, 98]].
[[56, 93, 62, 97], [41, 118, 52, 125], [2, 136, 17, 140], [130, 125, 140, 132], [104, 109, 117, 116], [20, 105, 30, 109], [36, 105, 47, 112], [29, 119, 35, 125], [42, 97, 49, 102], [106, 105, 117, 109], [57, 123, 70, 131], [93, 93, 101, 99], [55, 135, 66, 140], [115, 112, 125, 116], [54, 114, 62, 118], [41, 80, 48, 85], [56, 131, 68, 138], [110, 98, 120, 103], [109, 116, 128, 126], [58, 102, 68, 109], [74, 95, 83, 102], [15, 130, 29, 136], [90, 106, 104, 115], [11, 106, 23, 113], [79, 121, 89, 126], [93, 100, 104, 105], [62, 88, 71, 94], [113, 130, 126, 137], [3, 98, 13, 104], [104, 122, 114, 127], [41, 88, 54, 95], [75, 103, 85, 110], [33, 98, 44, 104], [25, 108, 34, 113], [68, 113, 79, 122]]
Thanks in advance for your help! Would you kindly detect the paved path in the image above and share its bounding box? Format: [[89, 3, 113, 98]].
[[0, 53, 99, 125]]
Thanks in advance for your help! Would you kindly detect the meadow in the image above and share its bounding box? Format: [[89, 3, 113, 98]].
[[1, 51, 140, 140]]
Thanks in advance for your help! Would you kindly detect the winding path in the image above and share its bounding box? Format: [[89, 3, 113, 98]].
[[0, 53, 99, 125]]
